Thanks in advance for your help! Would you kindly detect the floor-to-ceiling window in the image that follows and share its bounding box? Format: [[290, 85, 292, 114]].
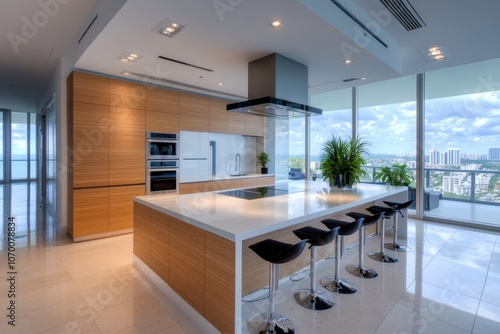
[[424, 57, 500, 227], [309, 88, 353, 180], [0, 111, 4, 182], [358, 76, 417, 184], [11, 112, 37, 181]]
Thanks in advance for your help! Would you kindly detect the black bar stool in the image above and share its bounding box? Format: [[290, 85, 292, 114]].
[[345, 211, 384, 278], [383, 200, 414, 252], [320, 217, 364, 294], [248, 238, 308, 334], [366, 206, 399, 263], [292, 226, 340, 310]]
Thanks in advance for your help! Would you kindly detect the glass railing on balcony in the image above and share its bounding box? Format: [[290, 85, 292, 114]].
[[361, 166, 500, 206]]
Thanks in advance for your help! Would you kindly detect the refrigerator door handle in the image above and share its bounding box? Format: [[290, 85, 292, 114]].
[[209, 140, 216, 176]]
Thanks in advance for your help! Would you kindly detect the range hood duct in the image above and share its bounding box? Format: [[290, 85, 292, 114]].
[[227, 53, 322, 118]]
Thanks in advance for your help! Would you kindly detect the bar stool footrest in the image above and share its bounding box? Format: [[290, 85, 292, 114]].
[[385, 242, 411, 252]]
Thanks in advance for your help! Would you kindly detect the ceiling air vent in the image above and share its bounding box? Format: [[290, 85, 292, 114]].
[[380, 0, 426, 31]]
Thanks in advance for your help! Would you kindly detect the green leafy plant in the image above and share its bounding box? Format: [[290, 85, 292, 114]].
[[319, 135, 370, 188], [256, 152, 270, 168], [374, 163, 415, 186]]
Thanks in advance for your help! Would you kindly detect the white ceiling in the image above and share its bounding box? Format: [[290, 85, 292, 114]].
[[3, 0, 500, 110]]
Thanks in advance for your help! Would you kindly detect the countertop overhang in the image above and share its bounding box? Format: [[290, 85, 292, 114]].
[[134, 181, 407, 242]]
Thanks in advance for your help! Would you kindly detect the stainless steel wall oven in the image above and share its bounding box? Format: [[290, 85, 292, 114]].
[[146, 132, 179, 194]]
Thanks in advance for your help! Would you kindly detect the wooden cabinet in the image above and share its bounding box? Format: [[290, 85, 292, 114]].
[[109, 185, 145, 232], [245, 115, 265, 136], [145, 87, 179, 133], [73, 188, 109, 237], [169, 216, 206, 315], [68, 72, 146, 241], [109, 107, 145, 185], [110, 79, 145, 110], [72, 102, 110, 188], [71, 72, 110, 106], [180, 93, 209, 132]]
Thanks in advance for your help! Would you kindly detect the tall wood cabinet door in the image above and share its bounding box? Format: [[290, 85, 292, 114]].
[[180, 93, 209, 117], [72, 102, 109, 188], [109, 185, 145, 232], [72, 72, 110, 106], [110, 79, 145, 110], [109, 107, 145, 185], [145, 87, 180, 133], [169, 217, 206, 315], [73, 187, 109, 237]]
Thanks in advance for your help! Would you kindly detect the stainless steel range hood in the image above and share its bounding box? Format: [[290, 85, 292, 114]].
[[227, 53, 322, 118]]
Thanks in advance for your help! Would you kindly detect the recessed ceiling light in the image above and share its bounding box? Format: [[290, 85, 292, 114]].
[[269, 20, 283, 28], [343, 59, 352, 64], [120, 52, 142, 63], [155, 19, 185, 38], [121, 71, 132, 76], [218, 82, 224, 86], [427, 46, 446, 61]]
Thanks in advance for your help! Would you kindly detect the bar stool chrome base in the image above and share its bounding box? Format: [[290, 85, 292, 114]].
[[346, 264, 378, 278], [385, 242, 411, 252], [320, 277, 357, 294], [368, 251, 398, 263], [248, 313, 295, 334], [294, 290, 335, 310]]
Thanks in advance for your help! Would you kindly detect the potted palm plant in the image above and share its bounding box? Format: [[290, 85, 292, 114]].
[[256, 152, 270, 174], [374, 163, 415, 186], [319, 135, 370, 188]]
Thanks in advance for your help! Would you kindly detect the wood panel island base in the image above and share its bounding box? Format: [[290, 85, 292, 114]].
[[133, 181, 408, 334]]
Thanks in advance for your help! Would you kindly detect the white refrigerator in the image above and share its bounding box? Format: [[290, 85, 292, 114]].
[[179, 131, 210, 183]]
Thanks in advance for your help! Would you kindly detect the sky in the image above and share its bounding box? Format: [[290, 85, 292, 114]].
[[290, 91, 500, 157]]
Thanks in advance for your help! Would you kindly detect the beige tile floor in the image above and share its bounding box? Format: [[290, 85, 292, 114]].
[[1, 182, 500, 333]]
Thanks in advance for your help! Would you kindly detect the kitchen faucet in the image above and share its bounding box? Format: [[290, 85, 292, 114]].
[[235, 153, 241, 175]]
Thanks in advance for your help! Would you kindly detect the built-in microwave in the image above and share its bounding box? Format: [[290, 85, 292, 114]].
[[146, 160, 179, 194], [146, 132, 179, 160]]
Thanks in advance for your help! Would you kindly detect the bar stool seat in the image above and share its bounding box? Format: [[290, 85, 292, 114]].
[[292, 226, 340, 310], [320, 217, 363, 294], [248, 238, 308, 334], [383, 200, 414, 252], [345, 211, 384, 278], [366, 205, 399, 263]]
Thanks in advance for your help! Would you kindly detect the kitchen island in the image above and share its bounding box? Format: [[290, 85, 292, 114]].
[[133, 181, 407, 334]]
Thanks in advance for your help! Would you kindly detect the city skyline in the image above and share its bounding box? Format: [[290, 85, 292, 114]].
[[291, 90, 500, 156]]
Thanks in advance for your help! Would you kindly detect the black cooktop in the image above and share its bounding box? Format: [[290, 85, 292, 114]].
[[217, 183, 304, 200]]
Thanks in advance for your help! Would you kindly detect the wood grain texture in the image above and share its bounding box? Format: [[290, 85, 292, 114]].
[[73, 188, 109, 237], [146, 110, 180, 133], [209, 117, 227, 134], [208, 98, 228, 118], [72, 102, 110, 188], [227, 119, 246, 135], [133, 202, 154, 267], [109, 185, 145, 231], [169, 216, 206, 315], [151, 217, 170, 283], [180, 93, 209, 117], [72, 72, 110, 106], [179, 181, 212, 194], [145, 86, 179, 113], [109, 79, 145, 110], [205, 233, 235, 334], [180, 114, 209, 132], [109, 107, 145, 185]]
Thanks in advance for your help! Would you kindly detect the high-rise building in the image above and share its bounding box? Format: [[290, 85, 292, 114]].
[[443, 175, 461, 193], [429, 149, 440, 164], [440, 152, 448, 165], [448, 148, 461, 165], [489, 148, 500, 160]]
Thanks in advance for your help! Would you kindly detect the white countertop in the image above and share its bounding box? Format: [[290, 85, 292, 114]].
[[211, 173, 274, 180], [135, 181, 407, 242]]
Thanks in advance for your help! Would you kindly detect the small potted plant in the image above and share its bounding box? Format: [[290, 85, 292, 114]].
[[256, 152, 270, 174]]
